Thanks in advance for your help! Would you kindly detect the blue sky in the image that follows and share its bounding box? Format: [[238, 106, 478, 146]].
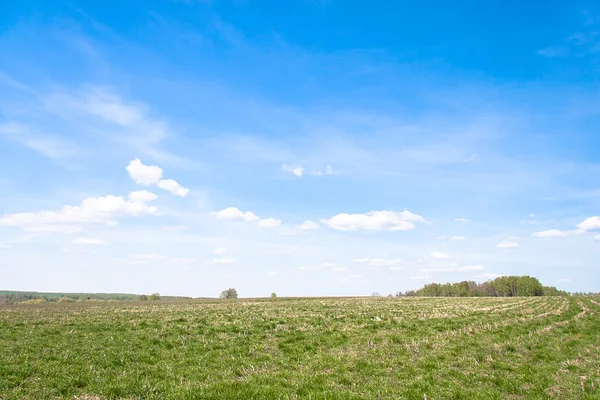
[[1, 1, 599, 297]]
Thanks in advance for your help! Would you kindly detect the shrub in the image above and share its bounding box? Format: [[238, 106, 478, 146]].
[[271, 293, 277, 298], [57, 297, 75, 303], [138, 294, 149, 301], [220, 288, 238, 299], [149, 293, 160, 301]]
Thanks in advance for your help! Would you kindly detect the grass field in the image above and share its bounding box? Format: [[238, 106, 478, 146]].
[[1, 296, 599, 399]]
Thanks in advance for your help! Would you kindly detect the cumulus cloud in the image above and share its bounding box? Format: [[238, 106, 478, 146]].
[[206, 257, 236, 265], [157, 179, 189, 197], [128, 190, 158, 203], [531, 229, 576, 238], [321, 210, 426, 232], [0, 192, 158, 233], [438, 235, 466, 241], [295, 220, 320, 230], [410, 274, 432, 280], [119, 253, 167, 265], [212, 207, 260, 222], [73, 238, 106, 245], [352, 257, 404, 267], [577, 216, 600, 231], [258, 218, 282, 228], [423, 265, 485, 273], [126, 158, 162, 185], [282, 164, 303, 177], [127, 159, 189, 197], [431, 251, 451, 259], [497, 240, 520, 248]]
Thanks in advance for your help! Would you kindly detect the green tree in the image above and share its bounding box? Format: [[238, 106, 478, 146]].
[[138, 294, 148, 301], [149, 293, 160, 301], [271, 292, 277, 298], [220, 288, 238, 299]]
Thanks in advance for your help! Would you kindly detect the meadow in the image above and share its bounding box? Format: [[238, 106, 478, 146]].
[[1, 296, 599, 399]]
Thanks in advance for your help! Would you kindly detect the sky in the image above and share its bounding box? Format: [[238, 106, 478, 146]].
[[1, 1, 599, 297]]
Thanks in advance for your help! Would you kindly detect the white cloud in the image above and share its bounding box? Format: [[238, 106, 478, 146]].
[[212, 207, 260, 222], [157, 179, 189, 197], [213, 247, 227, 255], [559, 278, 572, 283], [497, 240, 520, 248], [28, 225, 84, 234], [163, 225, 188, 231], [206, 257, 237, 265], [258, 218, 282, 228], [389, 266, 403, 271], [0, 192, 158, 232], [320, 262, 338, 268], [297, 265, 319, 271], [171, 257, 196, 265], [410, 274, 432, 280], [538, 47, 569, 58], [128, 190, 158, 203], [455, 218, 469, 223], [431, 251, 451, 259], [352, 257, 404, 267], [126, 159, 163, 185], [531, 229, 573, 238], [0, 121, 82, 160], [119, 253, 167, 265], [127, 159, 189, 197], [595, 235, 600, 242], [326, 165, 334, 175], [310, 170, 323, 176], [268, 270, 278, 276], [577, 216, 600, 231], [473, 272, 504, 280], [423, 265, 485, 273], [282, 164, 303, 177], [297, 262, 336, 271], [331, 267, 348, 272], [321, 210, 426, 232], [295, 220, 320, 230], [73, 238, 106, 245], [0, 243, 10, 250], [438, 235, 466, 241]]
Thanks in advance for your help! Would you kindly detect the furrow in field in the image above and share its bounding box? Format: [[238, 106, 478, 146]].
[[401, 297, 568, 350]]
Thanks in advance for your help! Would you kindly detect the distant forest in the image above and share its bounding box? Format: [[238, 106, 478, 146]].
[[0, 291, 138, 305], [402, 276, 569, 297]]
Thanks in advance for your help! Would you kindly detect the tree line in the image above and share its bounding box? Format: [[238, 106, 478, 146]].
[[400, 276, 568, 297]]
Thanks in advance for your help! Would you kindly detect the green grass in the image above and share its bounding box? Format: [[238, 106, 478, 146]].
[[1, 296, 599, 399]]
